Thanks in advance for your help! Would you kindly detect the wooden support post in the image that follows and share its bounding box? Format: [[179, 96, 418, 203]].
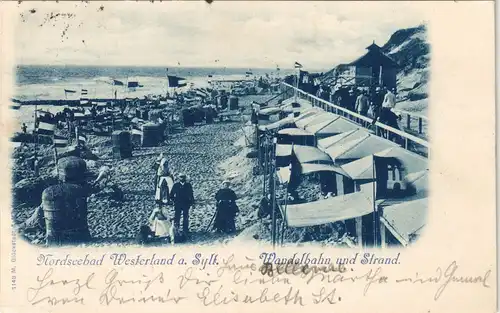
[[380, 220, 387, 248], [336, 173, 344, 196], [418, 118, 423, 134], [75, 126, 80, 145], [355, 217, 363, 247], [53, 145, 59, 177], [406, 114, 411, 129]]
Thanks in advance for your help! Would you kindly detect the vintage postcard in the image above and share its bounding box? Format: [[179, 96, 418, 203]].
[[0, 1, 496, 313]]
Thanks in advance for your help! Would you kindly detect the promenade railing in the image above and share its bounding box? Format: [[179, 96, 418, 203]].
[[280, 82, 430, 158]]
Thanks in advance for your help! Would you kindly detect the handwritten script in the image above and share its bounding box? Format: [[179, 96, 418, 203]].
[[25, 256, 491, 307]]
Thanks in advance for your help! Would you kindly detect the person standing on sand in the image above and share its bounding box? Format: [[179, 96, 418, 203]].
[[170, 173, 194, 235], [213, 181, 238, 233]]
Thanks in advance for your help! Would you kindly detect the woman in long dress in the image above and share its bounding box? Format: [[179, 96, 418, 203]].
[[155, 157, 174, 205]]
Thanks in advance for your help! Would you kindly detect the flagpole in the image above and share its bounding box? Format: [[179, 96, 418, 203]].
[[294, 68, 299, 101], [34, 103, 38, 156], [271, 136, 277, 248], [372, 155, 377, 247], [53, 138, 59, 177]]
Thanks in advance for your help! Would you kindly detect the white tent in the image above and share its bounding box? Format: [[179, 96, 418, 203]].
[[300, 163, 350, 177], [276, 144, 294, 157], [305, 116, 340, 134], [317, 128, 366, 151], [259, 107, 282, 115], [341, 148, 429, 180], [278, 128, 313, 137], [283, 183, 374, 227], [258, 116, 295, 131], [313, 117, 361, 137], [293, 108, 322, 123], [326, 134, 399, 163], [293, 145, 333, 164], [380, 198, 428, 246], [295, 112, 337, 129]]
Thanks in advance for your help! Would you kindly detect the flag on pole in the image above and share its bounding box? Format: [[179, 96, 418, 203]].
[[112, 79, 124, 86], [294, 62, 303, 69], [167, 75, 187, 88], [53, 134, 69, 148], [64, 89, 76, 95]]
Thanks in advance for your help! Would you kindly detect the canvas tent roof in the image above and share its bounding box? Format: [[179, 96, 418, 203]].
[[280, 97, 313, 108], [278, 128, 313, 137], [293, 108, 322, 123], [295, 112, 337, 129], [380, 198, 427, 246], [293, 145, 333, 164], [326, 134, 399, 163], [314, 117, 361, 136], [259, 107, 282, 115], [276, 144, 294, 157], [341, 148, 429, 180], [258, 117, 295, 131], [282, 106, 302, 114], [283, 183, 374, 227], [305, 116, 341, 134], [317, 128, 366, 151], [300, 163, 349, 177]]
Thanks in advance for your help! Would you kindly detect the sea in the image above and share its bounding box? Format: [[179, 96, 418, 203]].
[[11, 65, 293, 128]]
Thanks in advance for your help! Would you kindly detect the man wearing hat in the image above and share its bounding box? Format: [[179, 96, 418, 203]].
[[370, 86, 385, 124], [170, 173, 195, 235], [213, 181, 238, 233]]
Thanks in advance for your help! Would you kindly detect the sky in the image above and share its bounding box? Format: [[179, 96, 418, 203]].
[[10, 1, 426, 71]]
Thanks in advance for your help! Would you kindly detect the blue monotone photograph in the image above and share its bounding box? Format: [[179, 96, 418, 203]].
[[10, 2, 429, 248]]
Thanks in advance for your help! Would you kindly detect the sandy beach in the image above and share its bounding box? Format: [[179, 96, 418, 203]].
[[12, 94, 274, 246]]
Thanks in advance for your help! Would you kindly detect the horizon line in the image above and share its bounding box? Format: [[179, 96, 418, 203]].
[[15, 64, 331, 72]]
